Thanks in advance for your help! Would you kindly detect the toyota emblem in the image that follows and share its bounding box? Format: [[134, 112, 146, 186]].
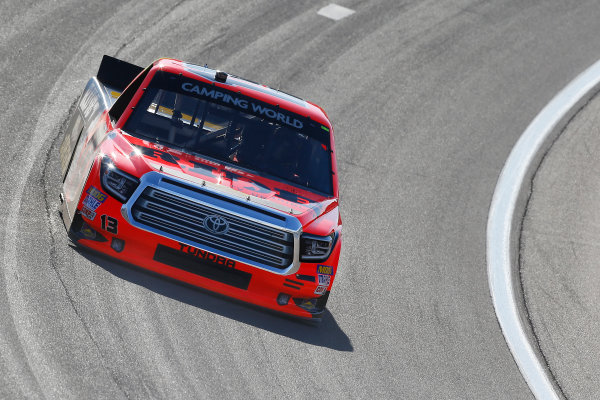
[[203, 215, 230, 235]]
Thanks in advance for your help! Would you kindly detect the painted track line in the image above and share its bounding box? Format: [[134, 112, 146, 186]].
[[317, 4, 355, 21], [487, 59, 600, 400]]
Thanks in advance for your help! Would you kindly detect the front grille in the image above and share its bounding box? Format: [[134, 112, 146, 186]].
[[131, 186, 295, 270]]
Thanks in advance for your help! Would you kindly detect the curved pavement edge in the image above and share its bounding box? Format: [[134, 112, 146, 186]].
[[487, 58, 600, 400]]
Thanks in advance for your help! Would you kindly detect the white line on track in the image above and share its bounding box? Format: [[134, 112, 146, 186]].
[[317, 4, 355, 21], [487, 59, 600, 399]]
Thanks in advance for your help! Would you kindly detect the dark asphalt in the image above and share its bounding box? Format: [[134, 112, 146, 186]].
[[2, 0, 600, 398]]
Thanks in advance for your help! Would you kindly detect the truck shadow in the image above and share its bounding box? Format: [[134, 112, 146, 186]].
[[72, 245, 353, 352]]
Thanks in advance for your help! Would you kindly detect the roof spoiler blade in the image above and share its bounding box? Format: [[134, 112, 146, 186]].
[[97, 55, 144, 92]]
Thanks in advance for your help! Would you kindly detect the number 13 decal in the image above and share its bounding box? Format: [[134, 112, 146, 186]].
[[100, 215, 118, 234]]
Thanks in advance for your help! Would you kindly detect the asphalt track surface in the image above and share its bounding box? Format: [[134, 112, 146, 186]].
[[521, 91, 600, 399], [2, 1, 600, 398]]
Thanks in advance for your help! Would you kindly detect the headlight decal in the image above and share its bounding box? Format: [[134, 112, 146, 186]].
[[300, 232, 336, 262], [100, 157, 140, 203]]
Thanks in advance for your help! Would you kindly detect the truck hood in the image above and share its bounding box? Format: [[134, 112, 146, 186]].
[[120, 135, 337, 220]]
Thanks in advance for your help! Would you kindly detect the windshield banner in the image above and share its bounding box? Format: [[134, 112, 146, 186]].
[[150, 71, 329, 143], [180, 82, 303, 130]]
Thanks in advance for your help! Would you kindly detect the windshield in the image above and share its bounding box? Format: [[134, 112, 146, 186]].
[[123, 71, 333, 195]]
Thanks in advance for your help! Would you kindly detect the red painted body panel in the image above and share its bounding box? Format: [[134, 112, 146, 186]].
[[66, 58, 341, 319]]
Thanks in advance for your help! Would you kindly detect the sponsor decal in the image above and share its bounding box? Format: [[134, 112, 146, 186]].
[[317, 265, 333, 275], [72, 222, 107, 243], [181, 82, 303, 129], [81, 223, 96, 240], [318, 274, 331, 286], [178, 243, 236, 268], [79, 85, 102, 123], [181, 83, 249, 108], [314, 285, 328, 295], [82, 186, 107, 211], [299, 298, 317, 309], [81, 206, 96, 221], [87, 186, 107, 202], [82, 195, 102, 211], [111, 237, 125, 253]]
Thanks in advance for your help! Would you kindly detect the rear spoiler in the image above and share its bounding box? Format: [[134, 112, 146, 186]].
[[97, 55, 144, 91]]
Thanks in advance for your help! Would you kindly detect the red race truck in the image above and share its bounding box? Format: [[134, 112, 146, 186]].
[[59, 56, 342, 321]]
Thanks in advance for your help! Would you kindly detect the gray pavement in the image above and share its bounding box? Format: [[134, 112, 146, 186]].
[[521, 91, 600, 399], [2, 0, 600, 398]]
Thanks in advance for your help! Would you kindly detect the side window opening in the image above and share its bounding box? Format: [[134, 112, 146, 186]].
[[109, 65, 151, 123]]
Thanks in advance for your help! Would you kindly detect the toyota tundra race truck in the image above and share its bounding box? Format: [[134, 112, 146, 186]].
[[59, 56, 342, 321]]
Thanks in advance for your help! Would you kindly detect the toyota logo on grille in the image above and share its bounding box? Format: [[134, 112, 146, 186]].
[[203, 215, 230, 235]]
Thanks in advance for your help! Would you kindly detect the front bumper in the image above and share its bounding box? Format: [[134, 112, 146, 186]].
[[63, 166, 339, 320]]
